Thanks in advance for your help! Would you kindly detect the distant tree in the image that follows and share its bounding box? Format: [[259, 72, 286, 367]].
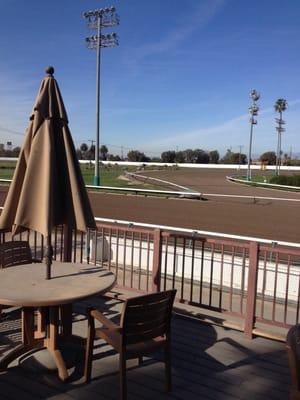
[[260, 151, 276, 165], [80, 143, 88, 152], [151, 157, 162, 162], [107, 153, 121, 161], [161, 151, 176, 163], [174, 151, 185, 163], [100, 145, 108, 160], [11, 147, 21, 157], [193, 149, 209, 164], [274, 98, 287, 114], [127, 150, 149, 162], [291, 158, 300, 166], [87, 145, 95, 161], [209, 150, 220, 164], [222, 149, 247, 164], [221, 149, 234, 164], [78, 143, 89, 160], [76, 149, 82, 159], [183, 149, 195, 163], [283, 153, 291, 166]]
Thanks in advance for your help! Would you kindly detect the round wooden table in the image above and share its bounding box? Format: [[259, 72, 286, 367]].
[[0, 261, 116, 381]]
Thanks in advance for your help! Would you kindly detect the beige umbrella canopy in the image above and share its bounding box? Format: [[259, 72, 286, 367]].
[[0, 66, 96, 278]]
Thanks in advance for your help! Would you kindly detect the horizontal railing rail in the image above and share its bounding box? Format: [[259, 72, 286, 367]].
[[0, 179, 201, 199], [227, 175, 300, 192], [94, 216, 300, 249], [125, 171, 192, 192]]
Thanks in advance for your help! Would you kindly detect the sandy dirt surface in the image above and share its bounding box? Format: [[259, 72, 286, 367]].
[[140, 168, 300, 199], [0, 168, 299, 243]]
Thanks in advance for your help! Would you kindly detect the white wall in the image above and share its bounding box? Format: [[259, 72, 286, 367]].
[[1, 158, 300, 171]]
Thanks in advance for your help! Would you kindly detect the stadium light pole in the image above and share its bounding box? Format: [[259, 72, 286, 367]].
[[83, 7, 119, 186], [247, 90, 260, 181], [275, 117, 286, 176], [238, 145, 243, 170]]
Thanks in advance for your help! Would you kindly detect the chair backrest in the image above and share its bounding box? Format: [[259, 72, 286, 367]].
[[287, 324, 300, 392], [120, 289, 176, 346], [0, 241, 32, 268]]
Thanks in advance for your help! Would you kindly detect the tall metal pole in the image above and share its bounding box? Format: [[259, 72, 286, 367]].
[[238, 145, 242, 170], [274, 98, 287, 177], [275, 110, 286, 176], [275, 110, 284, 176], [275, 115, 280, 176], [246, 90, 260, 181], [94, 15, 102, 186], [247, 124, 254, 180]]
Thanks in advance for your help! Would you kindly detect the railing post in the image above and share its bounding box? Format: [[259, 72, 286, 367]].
[[63, 225, 73, 262], [152, 229, 162, 293], [244, 241, 259, 338]]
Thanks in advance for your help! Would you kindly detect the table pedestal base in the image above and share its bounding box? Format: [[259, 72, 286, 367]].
[[0, 305, 84, 381]]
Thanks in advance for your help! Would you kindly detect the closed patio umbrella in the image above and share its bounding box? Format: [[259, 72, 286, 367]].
[[0, 66, 96, 278]]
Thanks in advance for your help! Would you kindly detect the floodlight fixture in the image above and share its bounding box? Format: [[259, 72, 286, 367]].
[[250, 89, 260, 102], [86, 33, 119, 49], [83, 7, 119, 29]]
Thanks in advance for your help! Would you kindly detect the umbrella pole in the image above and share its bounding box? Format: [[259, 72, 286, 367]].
[[45, 235, 53, 280]]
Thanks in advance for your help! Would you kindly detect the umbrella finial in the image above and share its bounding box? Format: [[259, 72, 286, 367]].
[[45, 66, 55, 76]]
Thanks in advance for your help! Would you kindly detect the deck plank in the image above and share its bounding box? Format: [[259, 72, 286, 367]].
[[0, 295, 290, 400]]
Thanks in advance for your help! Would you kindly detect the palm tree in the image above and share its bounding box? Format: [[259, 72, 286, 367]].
[[274, 98, 287, 175]]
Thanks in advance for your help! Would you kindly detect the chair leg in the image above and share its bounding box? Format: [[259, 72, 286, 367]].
[[84, 314, 95, 383], [165, 343, 172, 392], [138, 356, 143, 366], [120, 352, 127, 400]]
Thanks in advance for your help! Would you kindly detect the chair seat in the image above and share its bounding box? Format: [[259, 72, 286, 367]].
[[126, 336, 166, 359], [96, 327, 166, 359]]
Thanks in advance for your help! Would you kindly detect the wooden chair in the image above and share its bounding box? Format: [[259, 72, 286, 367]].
[[287, 324, 300, 399], [84, 289, 177, 400], [0, 241, 33, 318], [0, 241, 32, 268]]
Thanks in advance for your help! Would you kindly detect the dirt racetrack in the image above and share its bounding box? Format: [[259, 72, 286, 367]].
[[0, 168, 299, 243]]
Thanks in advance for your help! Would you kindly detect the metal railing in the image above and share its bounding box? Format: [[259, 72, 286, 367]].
[[1, 220, 300, 340]]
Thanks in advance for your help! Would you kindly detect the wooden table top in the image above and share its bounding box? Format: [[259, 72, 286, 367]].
[[0, 261, 116, 307]]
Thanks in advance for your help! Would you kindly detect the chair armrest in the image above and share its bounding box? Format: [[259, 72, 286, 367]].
[[90, 309, 120, 331]]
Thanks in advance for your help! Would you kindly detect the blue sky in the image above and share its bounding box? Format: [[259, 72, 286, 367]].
[[0, 0, 300, 157]]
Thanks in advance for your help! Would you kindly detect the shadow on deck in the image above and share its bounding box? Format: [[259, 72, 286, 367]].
[[0, 295, 290, 400]]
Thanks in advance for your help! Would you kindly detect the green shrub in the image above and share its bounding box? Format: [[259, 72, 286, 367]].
[[269, 175, 300, 187]]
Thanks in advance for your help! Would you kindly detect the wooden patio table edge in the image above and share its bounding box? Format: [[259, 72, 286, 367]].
[[0, 262, 116, 382], [0, 261, 116, 307]]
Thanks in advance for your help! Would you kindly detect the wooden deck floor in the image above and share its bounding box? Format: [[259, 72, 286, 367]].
[[0, 295, 290, 400]]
